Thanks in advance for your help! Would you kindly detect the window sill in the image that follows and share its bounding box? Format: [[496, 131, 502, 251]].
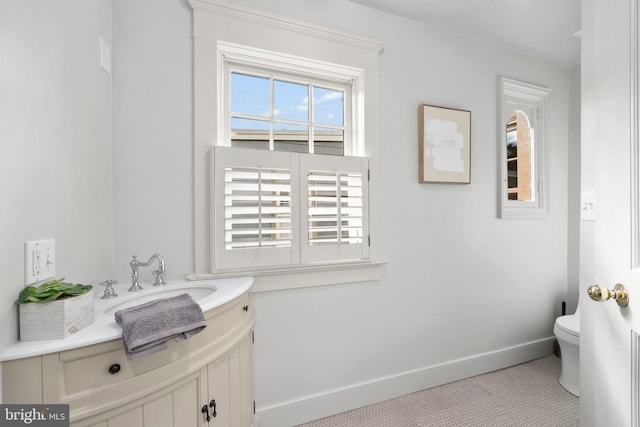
[[187, 259, 387, 292]]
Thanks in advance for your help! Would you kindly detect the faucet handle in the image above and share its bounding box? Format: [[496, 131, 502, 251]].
[[152, 270, 167, 286], [99, 279, 119, 299]]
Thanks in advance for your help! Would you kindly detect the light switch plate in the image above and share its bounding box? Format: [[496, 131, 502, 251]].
[[24, 239, 56, 285], [581, 191, 596, 221]]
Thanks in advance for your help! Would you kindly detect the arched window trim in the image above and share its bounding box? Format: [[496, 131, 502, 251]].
[[498, 77, 551, 219]]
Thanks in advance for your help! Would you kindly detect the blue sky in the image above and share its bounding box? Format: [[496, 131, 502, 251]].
[[230, 72, 344, 131]]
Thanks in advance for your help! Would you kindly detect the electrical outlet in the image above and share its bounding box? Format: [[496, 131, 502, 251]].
[[32, 248, 42, 275], [24, 239, 56, 285]]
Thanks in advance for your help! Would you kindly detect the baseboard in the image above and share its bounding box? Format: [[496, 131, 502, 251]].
[[255, 336, 555, 427]]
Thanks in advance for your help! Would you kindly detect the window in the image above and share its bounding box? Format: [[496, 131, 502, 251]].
[[211, 43, 369, 272], [498, 77, 551, 219], [506, 110, 534, 201], [228, 71, 348, 155], [216, 41, 365, 156], [190, 0, 385, 289]]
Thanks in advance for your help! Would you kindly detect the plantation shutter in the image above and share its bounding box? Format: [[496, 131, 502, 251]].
[[223, 167, 292, 248], [213, 147, 369, 271], [213, 147, 298, 270], [300, 153, 369, 263]]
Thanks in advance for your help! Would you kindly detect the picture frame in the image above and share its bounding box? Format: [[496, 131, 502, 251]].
[[418, 104, 471, 184]]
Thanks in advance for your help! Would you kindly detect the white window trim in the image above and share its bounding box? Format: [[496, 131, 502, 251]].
[[189, 0, 386, 291], [187, 259, 388, 292], [498, 76, 551, 219], [219, 46, 359, 155]]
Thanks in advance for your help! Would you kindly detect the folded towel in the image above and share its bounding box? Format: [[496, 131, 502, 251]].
[[115, 293, 207, 359]]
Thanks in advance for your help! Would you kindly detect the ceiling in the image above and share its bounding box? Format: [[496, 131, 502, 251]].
[[347, 0, 581, 68]]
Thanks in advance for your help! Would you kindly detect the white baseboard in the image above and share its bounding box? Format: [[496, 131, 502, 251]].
[[255, 337, 556, 427]]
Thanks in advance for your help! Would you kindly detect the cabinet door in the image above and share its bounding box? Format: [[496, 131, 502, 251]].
[[206, 332, 253, 427], [146, 378, 201, 427], [207, 350, 232, 426]]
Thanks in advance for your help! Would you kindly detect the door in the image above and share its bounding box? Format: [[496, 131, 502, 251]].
[[581, 0, 640, 426]]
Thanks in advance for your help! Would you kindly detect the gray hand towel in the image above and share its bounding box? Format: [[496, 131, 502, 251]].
[[114, 293, 207, 359]]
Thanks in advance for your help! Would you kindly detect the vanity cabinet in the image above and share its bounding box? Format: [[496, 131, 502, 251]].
[[2, 288, 254, 427]]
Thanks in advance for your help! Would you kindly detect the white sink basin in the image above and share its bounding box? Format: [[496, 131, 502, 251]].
[[102, 283, 217, 315]]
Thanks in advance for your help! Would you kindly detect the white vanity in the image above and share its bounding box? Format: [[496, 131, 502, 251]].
[[1, 277, 254, 427]]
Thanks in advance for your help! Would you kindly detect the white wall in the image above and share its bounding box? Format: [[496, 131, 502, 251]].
[[0, 0, 113, 376], [112, 0, 193, 283], [110, 0, 576, 424]]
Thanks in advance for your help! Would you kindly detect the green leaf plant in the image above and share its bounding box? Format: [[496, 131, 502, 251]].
[[16, 278, 93, 304]]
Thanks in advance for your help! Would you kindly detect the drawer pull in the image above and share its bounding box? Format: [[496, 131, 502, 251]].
[[201, 405, 210, 422], [243, 305, 249, 312], [210, 399, 217, 417], [108, 363, 121, 375]]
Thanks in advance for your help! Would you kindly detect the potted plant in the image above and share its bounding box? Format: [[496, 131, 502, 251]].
[[17, 278, 94, 341]]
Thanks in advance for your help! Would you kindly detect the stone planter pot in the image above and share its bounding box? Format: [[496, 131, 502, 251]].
[[19, 290, 94, 341]]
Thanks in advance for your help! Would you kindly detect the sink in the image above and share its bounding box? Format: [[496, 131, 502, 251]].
[[102, 283, 217, 316]]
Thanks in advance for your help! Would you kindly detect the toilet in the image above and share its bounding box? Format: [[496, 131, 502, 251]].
[[553, 299, 580, 397]]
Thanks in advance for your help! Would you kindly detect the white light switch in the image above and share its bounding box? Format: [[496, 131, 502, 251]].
[[581, 191, 596, 221], [24, 239, 55, 285]]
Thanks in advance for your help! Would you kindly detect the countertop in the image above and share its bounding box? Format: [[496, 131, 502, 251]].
[[0, 276, 253, 362]]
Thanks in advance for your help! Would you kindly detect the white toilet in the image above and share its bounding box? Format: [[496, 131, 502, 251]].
[[553, 299, 580, 397]]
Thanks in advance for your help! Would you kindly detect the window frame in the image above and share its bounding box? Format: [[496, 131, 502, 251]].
[[189, 0, 386, 291], [217, 42, 365, 157], [498, 77, 551, 219], [225, 65, 352, 155]]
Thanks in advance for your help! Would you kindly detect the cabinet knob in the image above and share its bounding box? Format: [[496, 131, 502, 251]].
[[243, 305, 249, 312], [108, 363, 121, 375]]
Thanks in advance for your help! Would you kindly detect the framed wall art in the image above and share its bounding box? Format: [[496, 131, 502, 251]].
[[418, 104, 471, 184]]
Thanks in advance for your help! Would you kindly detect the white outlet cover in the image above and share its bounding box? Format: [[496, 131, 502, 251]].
[[24, 239, 56, 286]]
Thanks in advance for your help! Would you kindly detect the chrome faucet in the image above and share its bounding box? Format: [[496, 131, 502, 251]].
[[128, 253, 166, 292]]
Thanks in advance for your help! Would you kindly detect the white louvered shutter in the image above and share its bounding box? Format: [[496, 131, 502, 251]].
[[300, 153, 369, 263], [213, 147, 369, 271], [213, 147, 298, 269]]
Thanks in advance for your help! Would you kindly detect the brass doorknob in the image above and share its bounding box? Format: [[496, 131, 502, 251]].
[[587, 283, 629, 307]]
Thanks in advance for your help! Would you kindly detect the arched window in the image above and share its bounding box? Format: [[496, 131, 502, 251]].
[[498, 77, 550, 219], [506, 110, 534, 201]]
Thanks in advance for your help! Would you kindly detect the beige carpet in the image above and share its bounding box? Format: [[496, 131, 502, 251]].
[[298, 355, 578, 427]]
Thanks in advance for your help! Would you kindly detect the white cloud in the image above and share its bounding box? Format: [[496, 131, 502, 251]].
[[317, 91, 342, 103], [296, 92, 342, 111], [296, 96, 309, 111]]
